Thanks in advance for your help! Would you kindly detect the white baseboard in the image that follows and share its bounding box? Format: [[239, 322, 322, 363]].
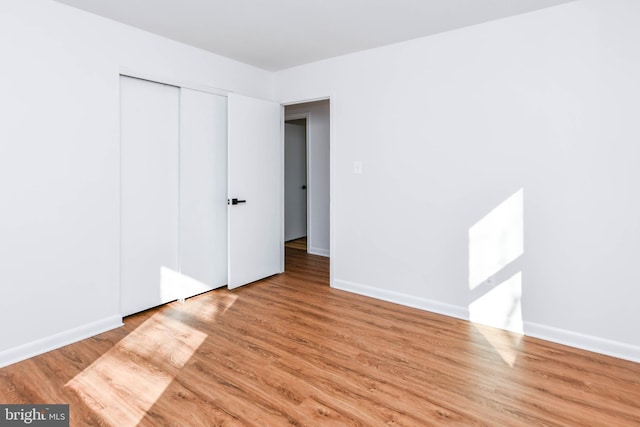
[[333, 279, 469, 320], [333, 278, 640, 364], [0, 315, 123, 369], [524, 322, 640, 363], [308, 246, 330, 257]]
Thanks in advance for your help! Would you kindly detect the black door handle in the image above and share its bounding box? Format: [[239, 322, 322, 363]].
[[301, 185, 307, 190], [229, 198, 247, 205]]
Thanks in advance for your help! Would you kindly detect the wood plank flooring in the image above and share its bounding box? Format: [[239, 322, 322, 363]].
[[1, 248, 640, 426], [285, 237, 307, 251]]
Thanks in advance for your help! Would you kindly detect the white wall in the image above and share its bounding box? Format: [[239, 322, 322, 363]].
[[3, 0, 639, 367], [275, 0, 640, 362], [0, 0, 272, 367], [286, 101, 330, 256]]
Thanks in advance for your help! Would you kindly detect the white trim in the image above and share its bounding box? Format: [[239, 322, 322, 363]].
[[0, 315, 123, 369], [329, 94, 335, 287], [524, 322, 640, 364], [279, 105, 286, 273], [284, 112, 310, 122], [284, 113, 311, 251], [308, 247, 330, 257], [303, 114, 312, 254], [119, 67, 230, 97], [118, 76, 124, 315], [282, 96, 330, 107], [333, 278, 640, 364], [332, 279, 469, 320]]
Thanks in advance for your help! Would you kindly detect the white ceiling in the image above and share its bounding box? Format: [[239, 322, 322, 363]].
[[52, 0, 575, 71]]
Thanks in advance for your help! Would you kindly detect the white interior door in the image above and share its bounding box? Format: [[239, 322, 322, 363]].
[[120, 76, 180, 316], [179, 88, 228, 297], [228, 93, 283, 289], [284, 121, 307, 241]]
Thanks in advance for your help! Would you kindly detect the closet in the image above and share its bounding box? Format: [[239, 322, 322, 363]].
[[120, 76, 227, 316]]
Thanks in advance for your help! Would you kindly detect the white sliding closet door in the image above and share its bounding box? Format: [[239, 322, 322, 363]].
[[179, 89, 227, 297], [120, 76, 180, 316]]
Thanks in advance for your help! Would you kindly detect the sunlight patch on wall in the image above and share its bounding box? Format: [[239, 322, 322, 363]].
[[470, 271, 523, 334], [469, 189, 524, 290], [161, 266, 215, 302], [468, 189, 525, 366]]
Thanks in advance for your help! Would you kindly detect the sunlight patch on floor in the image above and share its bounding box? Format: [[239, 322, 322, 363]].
[[197, 293, 238, 322], [473, 323, 523, 367], [468, 189, 523, 291], [65, 312, 206, 426]]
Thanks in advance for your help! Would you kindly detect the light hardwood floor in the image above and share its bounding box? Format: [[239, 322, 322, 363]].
[[1, 248, 639, 426]]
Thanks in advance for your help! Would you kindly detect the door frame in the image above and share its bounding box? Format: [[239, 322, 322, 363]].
[[119, 68, 229, 97], [284, 113, 310, 247], [281, 96, 333, 287]]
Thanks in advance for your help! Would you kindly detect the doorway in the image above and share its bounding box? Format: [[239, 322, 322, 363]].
[[284, 100, 330, 260], [284, 118, 308, 250]]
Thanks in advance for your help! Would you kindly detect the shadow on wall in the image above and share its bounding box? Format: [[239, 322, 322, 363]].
[[468, 189, 524, 366]]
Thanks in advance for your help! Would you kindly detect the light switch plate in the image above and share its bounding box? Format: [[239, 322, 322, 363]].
[[353, 161, 363, 174]]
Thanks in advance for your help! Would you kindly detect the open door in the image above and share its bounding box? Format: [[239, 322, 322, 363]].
[[284, 120, 308, 242], [227, 93, 283, 289]]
